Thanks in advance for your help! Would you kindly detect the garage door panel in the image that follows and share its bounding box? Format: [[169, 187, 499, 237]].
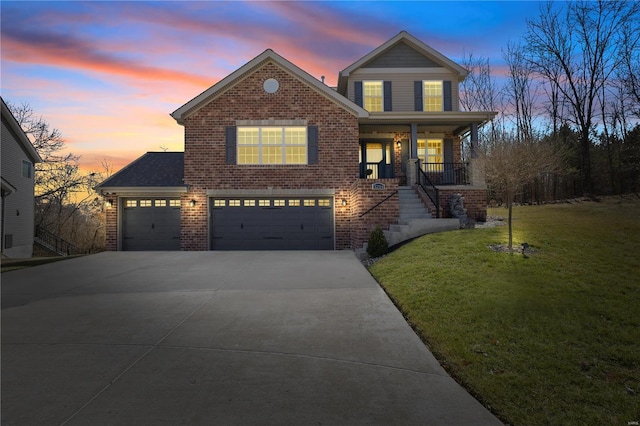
[[122, 198, 181, 251], [211, 197, 334, 250]]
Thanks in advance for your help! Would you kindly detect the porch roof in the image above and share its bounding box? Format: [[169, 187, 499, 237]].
[[359, 111, 497, 135]]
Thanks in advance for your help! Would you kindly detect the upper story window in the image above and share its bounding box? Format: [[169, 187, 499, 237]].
[[363, 81, 383, 112], [237, 126, 307, 165], [22, 160, 32, 178], [423, 81, 443, 111]]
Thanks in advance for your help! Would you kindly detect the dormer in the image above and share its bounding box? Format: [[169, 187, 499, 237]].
[[337, 31, 468, 113]]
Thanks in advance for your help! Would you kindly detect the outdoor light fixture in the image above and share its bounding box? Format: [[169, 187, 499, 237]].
[[189, 199, 197, 207], [521, 242, 529, 255], [105, 199, 113, 208], [396, 141, 401, 147], [341, 198, 347, 206]]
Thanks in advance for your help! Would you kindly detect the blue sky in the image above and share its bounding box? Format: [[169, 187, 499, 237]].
[[1, 1, 544, 171]]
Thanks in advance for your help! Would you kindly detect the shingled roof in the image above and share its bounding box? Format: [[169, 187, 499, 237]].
[[96, 152, 185, 189]]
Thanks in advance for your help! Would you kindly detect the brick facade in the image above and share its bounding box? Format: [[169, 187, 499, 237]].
[[181, 61, 360, 249], [350, 179, 399, 249], [437, 187, 488, 222]]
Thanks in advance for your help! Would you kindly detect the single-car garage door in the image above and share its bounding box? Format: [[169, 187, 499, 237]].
[[211, 197, 333, 250], [122, 198, 181, 250]]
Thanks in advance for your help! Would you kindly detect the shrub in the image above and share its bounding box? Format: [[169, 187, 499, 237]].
[[367, 226, 388, 257]]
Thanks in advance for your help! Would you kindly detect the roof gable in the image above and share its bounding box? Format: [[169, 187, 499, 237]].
[[338, 31, 468, 93], [1, 97, 42, 163], [96, 152, 184, 189], [172, 49, 367, 124]]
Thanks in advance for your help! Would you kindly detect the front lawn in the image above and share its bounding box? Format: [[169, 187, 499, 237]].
[[369, 196, 640, 425]]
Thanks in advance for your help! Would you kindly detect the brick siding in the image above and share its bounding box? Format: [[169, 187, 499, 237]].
[[350, 179, 399, 248], [182, 61, 360, 250]]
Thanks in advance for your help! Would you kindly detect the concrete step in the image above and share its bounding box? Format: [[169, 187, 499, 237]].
[[383, 218, 461, 247]]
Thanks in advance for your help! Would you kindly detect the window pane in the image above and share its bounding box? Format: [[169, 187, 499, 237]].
[[258, 199, 270, 207], [423, 81, 443, 112], [140, 200, 152, 207], [285, 127, 306, 145], [126, 200, 137, 207], [274, 199, 286, 207], [22, 161, 32, 178], [285, 146, 306, 164], [363, 81, 383, 112], [261, 128, 282, 145], [238, 146, 259, 164], [262, 146, 283, 164], [304, 199, 315, 206], [244, 199, 255, 207], [238, 128, 259, 145], [169, 200, 181, 207], [228, 200, 241, 207], [213, 199, 225, 207], [318, 199, 330, 207], [288, 199, 300, 207]]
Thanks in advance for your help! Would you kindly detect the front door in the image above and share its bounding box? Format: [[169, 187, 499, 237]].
[[359, 141, 393, 179]]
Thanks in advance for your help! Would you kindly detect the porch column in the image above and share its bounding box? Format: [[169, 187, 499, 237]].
[[468, 122, 485, 186], [410, 123, 418, 158]]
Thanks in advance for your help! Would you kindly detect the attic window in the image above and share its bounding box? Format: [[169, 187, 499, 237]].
[[22, 160, 32, 178], [263, 78, 279, 93]]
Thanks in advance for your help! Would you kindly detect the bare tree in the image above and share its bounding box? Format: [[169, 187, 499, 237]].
[[525, 0, 640, 196], [7, 101, 106, 250], [483, 131, 565, 249], [459, 51, 502, 142], [502, 41, 537, 142]]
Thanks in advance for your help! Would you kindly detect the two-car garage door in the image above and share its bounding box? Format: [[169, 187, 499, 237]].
[[211, 197, 334, 250]]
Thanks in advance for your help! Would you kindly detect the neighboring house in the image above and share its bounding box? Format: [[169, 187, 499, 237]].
[[1, 97, 42, 258], [97, 31, 496, 251]]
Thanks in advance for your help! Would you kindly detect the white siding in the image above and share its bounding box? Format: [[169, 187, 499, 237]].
[[348, 68, 461, 112], [1, 117, 36, 257]]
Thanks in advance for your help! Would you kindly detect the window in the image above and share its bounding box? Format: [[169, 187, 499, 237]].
[[318, 199, 330, 207], [423, 81, 443, 111], [363, 81, 383, 112], [303, 199, 316, 207], [126, 200, 137, 208], [273, 199, 286, 207], [237, 127, 307, 165], [288, 199, 300, 207], [155, 199, 166, 207], [228, 200, 241, 207], [140, 200, 152, 207], [243, 199, 256, 207], [22, 160, 32, 178], [169, 199, 181, 207], [417, 139, 444, 172], [258, 199, 270, 207], [213, 199, 225, 207]]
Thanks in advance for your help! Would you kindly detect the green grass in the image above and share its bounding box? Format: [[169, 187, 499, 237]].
[[369, 196, 640, 425]]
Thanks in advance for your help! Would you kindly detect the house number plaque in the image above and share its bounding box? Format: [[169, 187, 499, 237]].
[[372, 183, 386, 190]]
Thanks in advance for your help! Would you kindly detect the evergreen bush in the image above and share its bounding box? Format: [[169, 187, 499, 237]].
[[367, 226, 388, 257]]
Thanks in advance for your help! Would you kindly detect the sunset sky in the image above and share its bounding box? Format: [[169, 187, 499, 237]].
[[1, 1, 544, 174]]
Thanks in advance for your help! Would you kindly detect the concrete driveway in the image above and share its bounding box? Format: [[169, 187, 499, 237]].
[[1, 251, 501, 425]]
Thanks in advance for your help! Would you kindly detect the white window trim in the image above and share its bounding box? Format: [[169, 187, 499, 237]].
[[237, 126, 307, 165], [423, 80, 443, 112], [363, 80, 384, 112]]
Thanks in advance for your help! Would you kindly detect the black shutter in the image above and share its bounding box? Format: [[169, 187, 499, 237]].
[[443, 81, 452, 111], [354, 82, 363, 107], [225, 126, 236, 164], [308, 126, 319, 164], [414, 81, 423, 111], [383, 81, 392, 111], [443, 138, 455, 184]]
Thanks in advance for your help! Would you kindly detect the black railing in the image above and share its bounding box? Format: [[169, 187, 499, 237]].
[[421, 162, 469, 185], [359, 190, 398, 218], [417, 164, 440, 218], [34, 225, 82, 256]]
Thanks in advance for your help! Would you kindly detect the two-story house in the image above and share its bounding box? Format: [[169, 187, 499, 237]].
[[97, 31, 496, 251], [1, 97, 42, 258]]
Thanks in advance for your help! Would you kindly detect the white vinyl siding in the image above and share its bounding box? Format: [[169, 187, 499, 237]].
[[348, 69, 459, 112]]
